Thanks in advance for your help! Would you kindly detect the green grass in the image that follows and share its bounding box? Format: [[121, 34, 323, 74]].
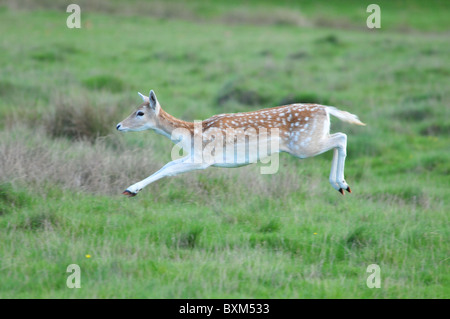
[[1, 187, 447, 298], [0, 1, 449, 298]]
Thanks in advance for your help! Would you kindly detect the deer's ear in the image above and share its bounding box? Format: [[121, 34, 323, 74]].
[[149, 90, 160, 115], [138, 92, 149, 102]]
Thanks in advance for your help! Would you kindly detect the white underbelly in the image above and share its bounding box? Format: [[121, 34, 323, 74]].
[[182, 137, 281, 167]]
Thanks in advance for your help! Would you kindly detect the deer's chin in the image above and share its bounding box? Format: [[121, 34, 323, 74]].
[[130, 125, 153, 132]]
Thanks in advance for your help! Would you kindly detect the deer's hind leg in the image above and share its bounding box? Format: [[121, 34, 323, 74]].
[[322, 132, 350, 194], [287, 131, 350, 195]]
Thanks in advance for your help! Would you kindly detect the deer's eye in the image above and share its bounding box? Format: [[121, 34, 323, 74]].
[[137, 111, 144, 116]]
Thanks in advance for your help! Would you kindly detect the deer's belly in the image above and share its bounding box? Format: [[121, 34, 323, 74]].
[[212, 162, 250, 168]]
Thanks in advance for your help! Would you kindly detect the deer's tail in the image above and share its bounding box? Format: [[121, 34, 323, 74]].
[[325, 106, 366, 126]]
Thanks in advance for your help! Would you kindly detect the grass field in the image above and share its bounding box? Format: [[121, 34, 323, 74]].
[[0, 0, 449, 298]]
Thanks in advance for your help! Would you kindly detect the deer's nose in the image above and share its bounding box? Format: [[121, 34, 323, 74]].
[[116, 123, 122, 130]]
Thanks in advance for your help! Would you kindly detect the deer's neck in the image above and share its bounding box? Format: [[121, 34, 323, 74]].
[[155, 109, 194, 140]]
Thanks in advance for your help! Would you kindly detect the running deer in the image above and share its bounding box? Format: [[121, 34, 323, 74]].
[[116, 90, 365, 197]]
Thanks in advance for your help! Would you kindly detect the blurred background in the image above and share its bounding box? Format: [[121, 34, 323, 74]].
[[0, 0, 448, 298]]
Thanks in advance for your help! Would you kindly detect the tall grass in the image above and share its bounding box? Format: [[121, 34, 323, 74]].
[[0, 123, 313, 200]]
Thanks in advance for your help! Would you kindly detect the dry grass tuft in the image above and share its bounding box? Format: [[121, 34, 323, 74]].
[[0, 127, 159, 195], [44, 93, 122, 142]]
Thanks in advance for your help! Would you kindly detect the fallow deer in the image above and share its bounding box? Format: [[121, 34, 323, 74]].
[[116, 90, 365, 197]]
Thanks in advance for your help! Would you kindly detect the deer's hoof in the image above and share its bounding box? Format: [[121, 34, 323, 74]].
[[338, 186, 351, 195], [122, 190, 137, 197]]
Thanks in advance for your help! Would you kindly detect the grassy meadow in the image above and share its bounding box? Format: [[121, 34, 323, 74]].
[[0, 0, 449, 298]]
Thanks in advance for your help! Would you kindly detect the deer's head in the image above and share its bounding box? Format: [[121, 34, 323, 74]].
[[116, 90, 161, 132]]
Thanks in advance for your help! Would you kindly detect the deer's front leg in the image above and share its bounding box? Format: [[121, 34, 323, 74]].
[[123, 157, 209, 197]]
